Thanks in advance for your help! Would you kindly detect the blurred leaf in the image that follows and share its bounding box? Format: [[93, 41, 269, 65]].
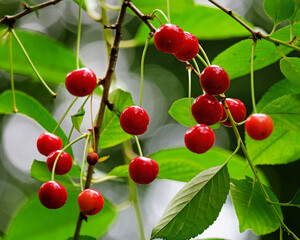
[[73, 0, 101, 21], [71, 106, 85, 133], [230, 177, 283, 235], [99, 89, 134, 149], [0, 90, 72, 155], [109, 147, 268, 184], [290, 189, 300, 207], [151, 165, 230, 240], [247, 94, 300, 165], [290, 4, 300, 23], [264, 0, 295, 24], [0, 28, 78, 86], [30, 160, 79, 189], [280, 57, 300, 88], [213, 23, 300, 80], [5, 191, 116, 240]]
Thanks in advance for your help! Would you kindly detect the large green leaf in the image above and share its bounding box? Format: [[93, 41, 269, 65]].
[[213, 23, 300, 80], [151, 164, 230, 240], [0, 28, 78, 86], [98, 89, 134, 149], [290, 4, 300, 24], [5, 191, 116, 240], [264, 0, 295, 24], [280, 57, 300, 88], [247, 94, 300, 165], [230, 177, 283, 235]]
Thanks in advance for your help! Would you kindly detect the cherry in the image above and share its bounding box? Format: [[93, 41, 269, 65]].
[[191, 94, 222, 125], [78, 189, 104, 215], [129, 156, 159, 185], [65, 68, 97, 97], [37, 132, 63, 156], [120, 106, 149, 135], [184, 124, 215, 154], [220, 98, 246, 127], [245, 113, 274, 140], [39, 181, 67, 209], [87, 152, 99, 165], [200, 65, 230, 95], [154, 24, 185, 54], [46, 150, 73, 175], [174, 31, 199, 62]]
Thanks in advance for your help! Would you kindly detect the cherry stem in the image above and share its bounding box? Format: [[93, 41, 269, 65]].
[[80, 134, 91, 191], [167, 0, 171, 23], [11, 29, 57, 97], [269, 23, 278, 36], [91, 175, 119, 184], [150, 9, 169, 23], [134, 136, 143, 157], [250, 40, 257, 114], [76, 0, 83, 69], [196, 54, 208, 68], [267, 199, 300, 208], [187, 68, 193, 127], [280, 226, 283, 240], [139, 34, 150, 107], [198, 44, 211, 66], [8, 29, 18, 113], [0, 27, 8, 39], [51, 133, 88, 181]]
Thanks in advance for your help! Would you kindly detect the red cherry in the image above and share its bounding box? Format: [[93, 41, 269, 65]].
[[39, 181, 67, 209], [65, 68, 97, 97], [220, 98, 246, 127], [154, 24, 185, 54], [129, 156, 159, 185], [245, 113, 274, 140], [191, 94, 222, 125], [78, 189, 104, 215], [87, 152, 99, 165], [37, 132, 63, 156], [200, 65, 230, 95], [174, 32, 199, 62], [46, 150, 73, 175], [120, 106, 149, 135], [184, 124, 215, 154]]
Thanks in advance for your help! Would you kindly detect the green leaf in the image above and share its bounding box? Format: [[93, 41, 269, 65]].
[[5, 191, 116, 240], [264, 0, 295, 24], [230, 177, 283, 235], [0, 29, 78, 85], [73, 0, 101, 21], [280, 57, 300, 88], [289, 4, 300, 23], [0, 90, 71, 154], [212, 23, 300, 80], [247, 94, 300, 165], [290, 189, 300, 207], [99, 89, 134, 149], [30, 160, 79, 189], [71, 106, 85, 133], [151, 164, 230, 240]]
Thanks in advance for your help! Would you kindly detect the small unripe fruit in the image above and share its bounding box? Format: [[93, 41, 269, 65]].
[[87, 152, 99, 165], [46, 150, 73, 175], [220, 98, 246, 127], [78, 189, 104, 215], [37, 132, 63, 156], [39, 181, 67, 209], [174, 32, 199, 62], [245, 113, 274, 140]]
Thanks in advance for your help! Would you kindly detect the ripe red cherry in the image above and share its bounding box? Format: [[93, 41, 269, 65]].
[[39, 181, 67, 209], [46, 150, 73, 175], [200, 65, 230, 95], [245, 113, 274, 140], [154, 24, 185, 54], [78, 189, 104, 215], [220, 98, 246, 127], [65, 68, 97, 97], [184, 124, 215, 154], [120, 106, 149, 135], [174, 32, 199, 62], [129, 156, 159, 185], [191, 94, 222, 125], [37, 132, 63, 156], [87, 152, 99, 165]]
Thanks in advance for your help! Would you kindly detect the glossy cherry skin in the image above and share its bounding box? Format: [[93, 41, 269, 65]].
[[65, 68, 97, 97], [245, 113, 274, 140], [46, 150, 73, 175], [37, 132, 63, 156], [78, 189, 104, 215], [39, 181, 67, 209], [87, 152, 99, 165], [220, 98, 246, 127], [200, 65, 230, 95], [192, 94, 222, 125], [129, 156, 159, 185], [154, 24, 185, 54], [120, 106, 150, 135], [174, 32, 199, 62], [184, 124, 215, 154]]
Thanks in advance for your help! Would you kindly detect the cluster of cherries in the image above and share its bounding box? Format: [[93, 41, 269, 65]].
[[37, 68, 104, 216], [153, 23, 274, 155]]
